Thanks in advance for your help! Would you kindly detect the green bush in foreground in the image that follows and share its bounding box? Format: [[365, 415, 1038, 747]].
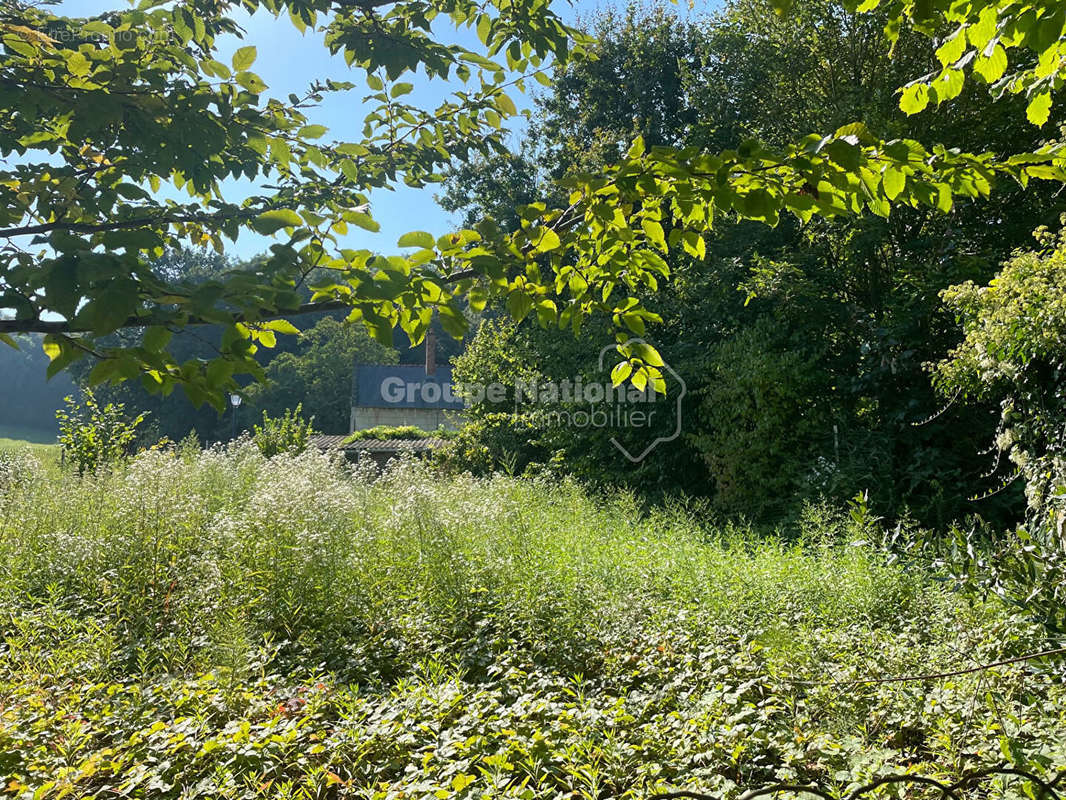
[[56, 390, 148, 475], [0, 447, 1063, 798], [252, 405, 316, 458]]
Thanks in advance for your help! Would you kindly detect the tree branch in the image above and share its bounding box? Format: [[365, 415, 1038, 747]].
[[0, 269, 481, 335], [652, 764, 1066, 800], [0, 210, 254, 239]]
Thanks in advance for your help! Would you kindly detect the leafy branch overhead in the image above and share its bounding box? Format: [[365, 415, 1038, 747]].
[[0, 0, 1065, 404]]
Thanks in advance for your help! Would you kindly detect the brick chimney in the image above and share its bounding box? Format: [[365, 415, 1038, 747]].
[[425, 327, 437, 375]]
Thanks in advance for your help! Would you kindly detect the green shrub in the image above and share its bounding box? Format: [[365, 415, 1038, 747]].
[[691, 319, 828, 520], [252, 404, 315, 457], [434, 412, 553, 476], [936, 224, 1066, 635], [937, 225, 1066, 522], [55, 390, 148, 474]]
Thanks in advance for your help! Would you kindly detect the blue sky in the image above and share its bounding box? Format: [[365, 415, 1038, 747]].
[[54, 0, 662, 260]]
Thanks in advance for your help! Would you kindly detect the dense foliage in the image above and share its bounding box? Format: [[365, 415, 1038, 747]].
[[442, 0, 1062, 524], [3, 0, 1066, 792], [4, 0, 1066, 408], [937, 226, 1066, 523], [932, 224, 1066, 636], [56, 389, 149, 474], [0, 447, 1063, 797]]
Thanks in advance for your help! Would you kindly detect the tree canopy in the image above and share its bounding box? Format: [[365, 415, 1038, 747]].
[[439, 0, 1061, 522], [1, 0, 1065, 406]]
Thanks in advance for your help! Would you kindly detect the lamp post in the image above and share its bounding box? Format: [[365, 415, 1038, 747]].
[[229, 392, 242, 439]]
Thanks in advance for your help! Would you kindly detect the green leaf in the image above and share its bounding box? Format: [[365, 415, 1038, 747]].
[[681, 231, 706, 259], [206, 358, 233, 388], [397, 231, 436, 249], [143, 326, 172, 352], [824, 138, 861, 170], [44, 258, 81, 320], [1027, 92, 1053, 126], [235, 71, 267, 93], [935, 30, 967, 66], [506, 290, 534, 322], [252, 209, 303, 234], [89, 280, 139, 334], [348, 212, 380, 232], [882, 167, 906, 200], [451, 774, 476, 793], [88, 357, 123, 386], [339, 159, 360, 182], [232, 45, 257, 72], [67, 51, 91, 77], [298, 125, 327, 139], [264, 319, 301, 335], [900, 83, 929, 115], [931, 69, 964, 103], [632, 342, 664, 367], [973, 44, 1007, 83], [496, 93, 518, 116], [641, 219, 666, 250], [535, 299, 557, 327], [533, 228, 561, 253], [935, 183, 953, 212], [622, 312, 646, 335], [610, 360, 633, 387], [390, 82, 414, 98], [114, 182, 150, 201]]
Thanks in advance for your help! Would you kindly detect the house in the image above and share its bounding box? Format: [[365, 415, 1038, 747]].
[[312, 331, 463, 465], [348, 329, 464, 433]]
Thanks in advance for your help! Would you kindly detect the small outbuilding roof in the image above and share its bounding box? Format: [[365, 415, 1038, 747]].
[[311, 434, 448, 453]]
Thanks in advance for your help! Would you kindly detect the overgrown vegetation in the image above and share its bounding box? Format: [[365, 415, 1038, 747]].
[[0, 446, 1063, 797], [252, 404, 316, 458], [440, 0, 1061, 524], [930, 223, 1066, 638], [4, 0, 1066, 793], [56, 390, 148, 474]]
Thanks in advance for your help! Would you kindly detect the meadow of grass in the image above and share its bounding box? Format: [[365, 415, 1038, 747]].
[[0, 426, 59, 467], [0, 444, 1063, 798]]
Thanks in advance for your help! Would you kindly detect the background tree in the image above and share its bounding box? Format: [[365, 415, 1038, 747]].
[[443, 0, 1063, 523], [245, 316, 396, 433]]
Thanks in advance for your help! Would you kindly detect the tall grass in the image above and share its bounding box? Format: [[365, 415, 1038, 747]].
[[0, 445, 1062, 798], [1, 444, 941, 681]]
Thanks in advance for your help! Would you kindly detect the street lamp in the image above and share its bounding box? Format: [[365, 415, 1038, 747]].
[[229, 393, 242, 439]]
